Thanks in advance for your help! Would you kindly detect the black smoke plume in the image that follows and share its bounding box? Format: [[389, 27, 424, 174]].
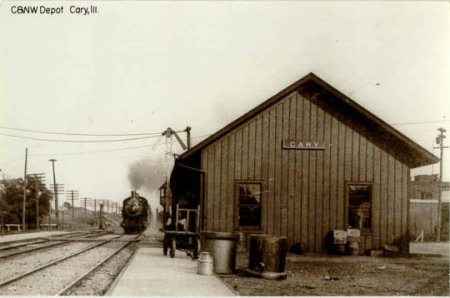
[[128, 156, 166, 192]]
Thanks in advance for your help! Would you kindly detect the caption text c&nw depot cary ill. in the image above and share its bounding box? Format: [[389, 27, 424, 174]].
[[10, 5, 99, 16]]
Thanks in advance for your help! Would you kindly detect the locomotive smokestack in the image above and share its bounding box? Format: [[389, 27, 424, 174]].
[[131, 191, 137, 198]]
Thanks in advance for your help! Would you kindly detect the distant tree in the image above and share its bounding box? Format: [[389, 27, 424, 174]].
[[0, 177, 51, 227]]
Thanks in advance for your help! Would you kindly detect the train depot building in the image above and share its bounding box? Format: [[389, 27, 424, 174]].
[[169, 73, 439, 255]]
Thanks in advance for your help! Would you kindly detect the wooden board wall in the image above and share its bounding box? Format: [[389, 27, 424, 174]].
[[200, 91, 409, 253]]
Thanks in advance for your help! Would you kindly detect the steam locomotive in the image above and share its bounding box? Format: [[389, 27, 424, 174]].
[[120, 191, 150, 234]]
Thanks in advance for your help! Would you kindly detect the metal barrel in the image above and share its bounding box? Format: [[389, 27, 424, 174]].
[[201, 232, 240, 274], [246, 234, 288, 280]]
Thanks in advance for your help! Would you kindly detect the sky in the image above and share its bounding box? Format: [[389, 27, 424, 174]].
[[0, 1, 449, 212]]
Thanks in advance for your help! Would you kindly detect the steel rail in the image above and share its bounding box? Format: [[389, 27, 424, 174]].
[[0, 230, 105, 252], [57, 237, 137, 295], [0, 240, 69, 259], [59, 232, 90, 238], [84, 231, 111, 238], [53, 228, 110, 239], [0, 239, 113, 288], [0, 240, 48, 251], [0, 237, 50, 247], [0, 232, 112, 259]]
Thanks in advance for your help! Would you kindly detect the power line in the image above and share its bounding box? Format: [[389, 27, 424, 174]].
[[0, 132, 162, 143], [391, 120, 450, 126], [26, 134, 212, 156], [0, 125, 162, 137], [30, 144, 155, 156]]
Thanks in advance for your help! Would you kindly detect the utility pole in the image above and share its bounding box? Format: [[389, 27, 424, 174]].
[[1, 195, 3, 236], [49, 183, 64, 227], [66, 190, 79, 219], [94, 199, 97, 221], [35, 177, 38, 231], [434, 128, 448, 242], [71, 191, 74, 218], [22, 148, 28, 231], [99, 203, 104, 229], [80, 197, 90, 223], [49, 159, 59, 227], [0, 169, 4, 236], [28, 173, 45, 231]]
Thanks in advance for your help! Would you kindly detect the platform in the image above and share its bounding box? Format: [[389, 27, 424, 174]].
[[109, 246, 236, 296]]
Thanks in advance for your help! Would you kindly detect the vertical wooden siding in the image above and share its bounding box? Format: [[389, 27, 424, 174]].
[[200, 91, 409, 253]]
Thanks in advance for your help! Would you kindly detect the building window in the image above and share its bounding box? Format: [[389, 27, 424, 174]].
[[347, 184, 372, 232], [236, 181, 262, 229]]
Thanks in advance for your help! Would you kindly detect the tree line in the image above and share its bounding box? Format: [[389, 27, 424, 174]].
[[0, 177, 52, 228]]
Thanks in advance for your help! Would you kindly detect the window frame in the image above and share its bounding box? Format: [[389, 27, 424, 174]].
[[234, 180, 263, 231], [345, 182, 373, 234]]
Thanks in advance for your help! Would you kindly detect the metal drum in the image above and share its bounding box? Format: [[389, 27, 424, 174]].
[[245, 234, 288, 280], [201, 232, 240, 274]]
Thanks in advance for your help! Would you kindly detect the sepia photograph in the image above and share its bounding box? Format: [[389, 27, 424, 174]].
[[0, 0, 449, 296]]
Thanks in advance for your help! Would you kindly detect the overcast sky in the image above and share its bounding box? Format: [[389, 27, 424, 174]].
[[1, 1, 449, 211]]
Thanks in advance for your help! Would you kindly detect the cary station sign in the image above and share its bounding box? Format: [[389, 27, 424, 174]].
[[282, 140, 327, 150]]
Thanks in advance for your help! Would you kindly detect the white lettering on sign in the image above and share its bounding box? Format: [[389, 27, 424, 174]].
[[282, 140, 327, 150]]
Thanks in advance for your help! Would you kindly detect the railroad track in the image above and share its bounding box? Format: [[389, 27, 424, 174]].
[[0, 230, 102, 249], [0, 230, 113, 259], [0, 234, 139, 295]]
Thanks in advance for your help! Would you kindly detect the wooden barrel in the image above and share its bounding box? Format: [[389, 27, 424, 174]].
[[245, 235, 288, 280], [348, 241, 360, 255]]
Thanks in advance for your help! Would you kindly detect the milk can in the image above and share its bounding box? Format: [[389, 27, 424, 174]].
[[197, 252, 214, 275]]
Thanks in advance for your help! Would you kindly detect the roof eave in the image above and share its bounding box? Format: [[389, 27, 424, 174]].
[[178, 72, 439, 168]]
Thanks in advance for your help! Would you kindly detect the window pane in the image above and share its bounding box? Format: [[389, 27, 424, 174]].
[[239, 184, 260, 204], [348, 185, 371, 230], [239, 205, 261, 226], [238, 183, 262, 227]]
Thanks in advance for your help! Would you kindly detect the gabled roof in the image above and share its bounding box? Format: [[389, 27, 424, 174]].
[[178, 72, 439, 168]]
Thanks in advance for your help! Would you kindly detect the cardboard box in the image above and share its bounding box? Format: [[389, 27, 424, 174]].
[[333, 230, 347, 244], [346, 228, 361, 242]]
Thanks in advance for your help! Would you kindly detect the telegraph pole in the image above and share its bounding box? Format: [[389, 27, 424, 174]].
[[434, 128, 448, 242], [94, 199, 97, 221], [99, 203, 104, 229], [66, 190, 79, 219], [29, 173, 45, 231], [49, 159, 59, 226], [0, 169, 4, 236], [22, 148, 28, 231], [72, 191, 75, 218], [80, 197, 90, 223]]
